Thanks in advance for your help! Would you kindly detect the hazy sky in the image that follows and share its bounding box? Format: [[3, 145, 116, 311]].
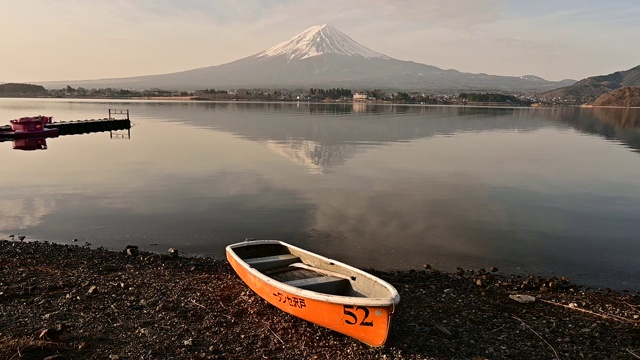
[[1, 0, 639, 83]]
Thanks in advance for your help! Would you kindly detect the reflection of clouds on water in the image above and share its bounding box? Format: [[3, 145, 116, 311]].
[[306, 176, 506, 270], [1, 170, 310, 250], [117, 171, 298, 215], [0, 197, 55, 230]]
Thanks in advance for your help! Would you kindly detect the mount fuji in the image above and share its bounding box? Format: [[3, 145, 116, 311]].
[[39, 24, 574, 92]]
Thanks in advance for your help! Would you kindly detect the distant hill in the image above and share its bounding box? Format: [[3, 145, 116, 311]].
[[541, 65, 640, 103], [0, 83, 48, 96], [592, 86, 640, 107], [37, 25, 573, 93]]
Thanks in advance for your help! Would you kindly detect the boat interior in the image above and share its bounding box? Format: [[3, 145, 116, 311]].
[[234, 243, 366, 297]]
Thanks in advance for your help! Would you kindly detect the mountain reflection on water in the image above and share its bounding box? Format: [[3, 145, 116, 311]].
[[1, 100, 639, 290], [137, 102, 640, 173], [145, 103, 555, 173]]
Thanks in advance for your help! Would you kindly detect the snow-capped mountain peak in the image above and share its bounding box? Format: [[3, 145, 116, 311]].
[[256, 24, 391, 61]]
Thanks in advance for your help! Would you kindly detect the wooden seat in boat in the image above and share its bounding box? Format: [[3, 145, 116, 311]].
[[244, 254, 300, 270], [284, 275, 350, 294]]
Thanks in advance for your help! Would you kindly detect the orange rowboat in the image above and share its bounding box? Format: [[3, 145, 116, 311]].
[[226, 240, 400, 346]]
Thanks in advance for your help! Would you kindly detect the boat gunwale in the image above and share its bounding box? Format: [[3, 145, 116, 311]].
[[226, 240, 400, 307]]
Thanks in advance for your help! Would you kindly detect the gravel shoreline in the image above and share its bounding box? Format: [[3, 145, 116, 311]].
[[1, 240, 639, 359]]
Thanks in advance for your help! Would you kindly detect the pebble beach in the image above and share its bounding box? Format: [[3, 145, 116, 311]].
[[1, 240, 639, 359]]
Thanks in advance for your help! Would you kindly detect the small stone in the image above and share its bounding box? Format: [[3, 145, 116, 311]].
[[72, 238, 78, 242], [109, 355, 120, 360], [124, 245, 139, 256], [476, 279, 484, 287], [423, 264, 431, 270], [168, 248, 179, 257], [509, 294, 536, 304], [443, 288, 454, 294], [18, 235, 26, 241], [88, 285, 98, 294], [184, 338, 193, 346], [78, 342, 88, 350], [490, 266, 498, 272]]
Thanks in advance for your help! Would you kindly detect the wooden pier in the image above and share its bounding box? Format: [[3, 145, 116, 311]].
[[1, 109, 131, 137], [46, 109, 131, 136]]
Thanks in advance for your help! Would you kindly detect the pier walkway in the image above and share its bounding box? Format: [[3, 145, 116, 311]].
[[0, 109, 131, 137]]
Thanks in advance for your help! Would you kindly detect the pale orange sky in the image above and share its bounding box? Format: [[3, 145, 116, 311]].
[[1, 0, 639, 83]]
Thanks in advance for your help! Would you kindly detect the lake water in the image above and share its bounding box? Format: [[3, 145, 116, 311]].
[[2, 99, 640, 290]]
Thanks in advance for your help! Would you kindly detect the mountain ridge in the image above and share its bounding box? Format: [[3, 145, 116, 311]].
[[36, 25, 575, 92], [542, 65, 640, 102]]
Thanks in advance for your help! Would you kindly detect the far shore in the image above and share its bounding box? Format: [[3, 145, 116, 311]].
[[69, 97, 640, 108], [3, 95, 640, 108]]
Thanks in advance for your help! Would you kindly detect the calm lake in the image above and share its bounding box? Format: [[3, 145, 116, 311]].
[[2, 99, 640, 290]]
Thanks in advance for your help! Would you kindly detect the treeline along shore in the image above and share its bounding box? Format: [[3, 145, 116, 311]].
[[1, 240, 638, 359], [5, 82, 640, 107], [0, 83, 535, 105]]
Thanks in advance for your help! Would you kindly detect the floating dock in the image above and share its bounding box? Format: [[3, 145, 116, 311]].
[[0, 109, 131, 137], [45, 117, 130, 136]]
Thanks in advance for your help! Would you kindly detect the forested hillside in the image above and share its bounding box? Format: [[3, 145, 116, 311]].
[[593, 86, 640, 107], [0, 83, 48, 96], [541, 65, 640, 103]]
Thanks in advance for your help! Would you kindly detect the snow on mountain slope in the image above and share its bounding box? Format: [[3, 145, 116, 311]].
[[256, 24, 390, 61]]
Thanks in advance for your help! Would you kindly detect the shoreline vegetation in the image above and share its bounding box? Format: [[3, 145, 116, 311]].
[[1, 240, 638, 359], [2, 82, 640, 107]]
